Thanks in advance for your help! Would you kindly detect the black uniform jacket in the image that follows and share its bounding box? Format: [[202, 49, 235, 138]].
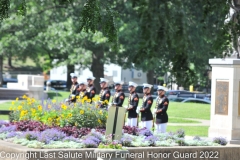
[[87, 84, 96, 101], [99, 87, 111, 108], [155, 96, 169, 124], [140, 94, 153, 121], [127, 92, 139, 118], [112, 90, 125, 107], [69, 82, 79, 102]]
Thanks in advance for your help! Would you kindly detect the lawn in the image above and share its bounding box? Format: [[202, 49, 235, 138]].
[[167, 126, 209, 137]]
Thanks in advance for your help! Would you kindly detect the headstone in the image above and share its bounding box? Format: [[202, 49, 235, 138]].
[[209, 58, 240, 144], [105, 106, 126, 141]]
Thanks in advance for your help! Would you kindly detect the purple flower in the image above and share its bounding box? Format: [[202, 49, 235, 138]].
[[138, 128, 153, 137], [213, 137, 227, 145], [21, 131, 40, 140], [0, 120, 8, 128], [82, 139, 98, 148], [6, 131, 21, 138], [121, 135, 133, 147], [37, 128, 66, 144], [63, 136, 81, 143], [0, 125, 17, 133], [145, 135, 159, 146]]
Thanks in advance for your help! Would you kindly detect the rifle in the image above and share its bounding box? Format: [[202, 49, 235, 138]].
[[152, 108, 157, 132]]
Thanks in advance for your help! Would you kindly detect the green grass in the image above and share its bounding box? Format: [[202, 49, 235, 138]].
[[0, 115, 9, 120], [47, 91, 70, 101], [168, 117, 200, 123], [167, 126, 209, 137], [167, 102, 210, 120], [0, 101, 14, 110]]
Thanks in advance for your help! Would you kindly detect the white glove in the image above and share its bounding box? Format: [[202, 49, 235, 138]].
[[136, 107, 140, 114], [70, 94, 76, 100], [153, 108, 157, 114]]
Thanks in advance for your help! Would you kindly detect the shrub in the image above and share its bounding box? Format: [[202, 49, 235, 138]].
[[213, 137, 227, 146]]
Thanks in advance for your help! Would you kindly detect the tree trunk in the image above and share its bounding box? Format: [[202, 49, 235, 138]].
[[147, 70, 154, 84], [8, 56, 13, 68], [91, 51, 104, 93], [0, 55, 3, 87], [67, 64, 75, 90]]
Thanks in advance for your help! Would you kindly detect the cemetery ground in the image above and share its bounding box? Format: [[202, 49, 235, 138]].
[[0, 91, 210, 137]]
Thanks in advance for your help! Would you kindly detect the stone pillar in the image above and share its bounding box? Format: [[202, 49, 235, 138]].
[[208, 58, 240, 144]]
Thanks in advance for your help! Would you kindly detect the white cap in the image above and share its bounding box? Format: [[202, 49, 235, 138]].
[[114, 81, 124, 85], [157, 86, 167, 91], [79, 81, 88, 85], [70, 73, 77, 78], [99, 78, 109, 83], [87, 76, 96, 80], [129, 81, 138, 87], [143, 83, 153, 88]]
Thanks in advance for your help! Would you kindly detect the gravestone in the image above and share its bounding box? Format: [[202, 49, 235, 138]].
[[209, 58, 240, 144], [105, 106, 126, 141]]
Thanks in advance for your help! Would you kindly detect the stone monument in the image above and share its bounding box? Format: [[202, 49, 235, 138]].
[[208, 58, 240, 144]]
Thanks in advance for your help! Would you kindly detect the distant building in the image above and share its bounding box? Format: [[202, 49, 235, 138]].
[[50, 63, 147, 84]]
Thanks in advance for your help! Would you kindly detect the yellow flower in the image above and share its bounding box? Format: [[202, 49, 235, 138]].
[[104, 100, 109, 105], [61, 114, 65, 118], [31, 108, 36, 113], [98, 110, 103, 115], [27, 101, 32, 105], [31, 98, 36, 103], [83, 96, 88, 100], [98, 119, 102, 124], [48, 117, 52, 122], [22, 95, 27, 99], [9, 107, 13, 110], [98, 97, 100, 101], [96, 105, 99, 109], [92, 97, 97, 102], [21, 102, 25, 105], [20, 110, 28, 117], [106, 116, 108, 119], [27, 98, 31, 102], [61, 104, 67, 110], [87, 99, 91, 103], [52, 99, 56, 103], [11, 101, 15, 105], [80, 110, 84, 115], [17, 105, 22, 110], [16, 97, 19, 101], [75, 122, 78, 126], [68, 113, 72, 117], [76, 96, 80, 99], [81, 99, 85, 104], [38, 105, 42, 111]]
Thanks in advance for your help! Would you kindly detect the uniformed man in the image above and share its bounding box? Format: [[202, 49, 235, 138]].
[[78, 81, 89, 99], [155, 86, 169, 133], [140, 83, 153, 131], [86, 76, 96, 102], [126, 81, 139, 127], [111, 81, 125, 107], [65, 73, 79, 103], [98, 78, 111, 108]]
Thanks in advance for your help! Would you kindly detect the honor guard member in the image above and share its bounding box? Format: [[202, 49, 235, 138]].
[[86, 76, 96, 102], [99, 78, 111, 108], [126, 81, 139, 127], [140, 83, 153, 131], [65, 73, 79, 103], [111, 81, 125, 107], [155, 86, 169, 133], [79, 81, 89, 99]]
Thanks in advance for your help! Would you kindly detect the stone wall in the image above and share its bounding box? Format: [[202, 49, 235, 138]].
[[0, 140, 239, 160]]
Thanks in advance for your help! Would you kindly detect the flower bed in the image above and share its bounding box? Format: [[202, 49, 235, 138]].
[[2, 95, 227, 149], [10, 95, 107, 128], [0, 120, 227, 149]]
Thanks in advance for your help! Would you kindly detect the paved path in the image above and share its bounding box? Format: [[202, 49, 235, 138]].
[[168, 117, 210, 126], [0, 100, 10, 104]]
